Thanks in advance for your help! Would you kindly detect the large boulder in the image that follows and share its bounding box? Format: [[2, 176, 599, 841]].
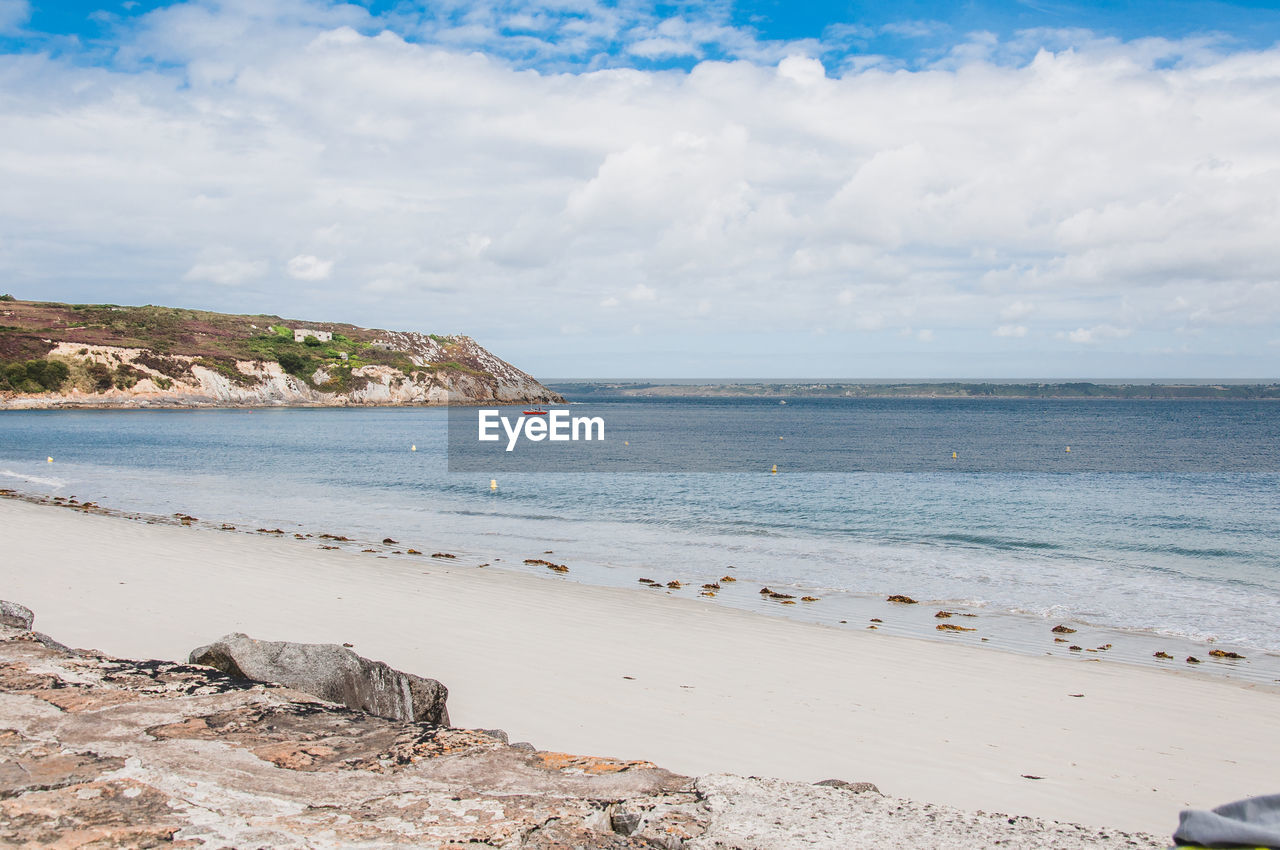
[[189, 633, 449, 726], [0, 600, 33, 630]]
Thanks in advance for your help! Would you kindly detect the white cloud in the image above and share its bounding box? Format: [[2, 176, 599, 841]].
[[182, 258, 267, 286], [916, 328, 934, 342], [1000, 301, 1034, 320], [286, 254, 334, 281], [1061, 325, 1133, 345], [1, 5, 1279, 375], [628, 283, 657, 302], [994, 324, 1028, 337], [0, 0, 29, 34]]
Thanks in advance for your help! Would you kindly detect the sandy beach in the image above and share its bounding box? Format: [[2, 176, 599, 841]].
[[2, 496, 1276, 836]]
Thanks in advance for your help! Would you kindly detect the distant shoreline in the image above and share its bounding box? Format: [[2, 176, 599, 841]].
[[551, 381, 1280, 401]]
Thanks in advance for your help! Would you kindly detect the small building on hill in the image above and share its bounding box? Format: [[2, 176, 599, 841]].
[[293, 329, 332, 343]]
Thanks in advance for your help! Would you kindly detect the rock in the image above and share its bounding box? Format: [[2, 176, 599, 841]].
[[189, 633, 449, 726], [719, 575, 736, 582], [886, 595, 917, 604], [431, 552, 456, 559], [801, 596, 820, 602], [0, 600, 33, 630], [406, 549, 422, 555], [814, 779, 881, 794], [935, 611, 954, 618], [1153, 651, 1173, 660], [1208, 649, 1245, 659], [702, 582, 721, 590], [382, 537, 398, 544], [936, 624, 976, 632], [1051, 625, 1077, 634], [666, 580, 682, 588], [1186, 656, 1202, 664], [0, 626, 700, 848]]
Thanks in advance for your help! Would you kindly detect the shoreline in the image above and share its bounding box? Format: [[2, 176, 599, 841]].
[[2, 483, 1274, 684], [1, 483, 1272, 687], [2, 495, 1277, 834]]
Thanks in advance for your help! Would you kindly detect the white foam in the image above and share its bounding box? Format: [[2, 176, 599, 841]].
[[0, 469, 66, 490]]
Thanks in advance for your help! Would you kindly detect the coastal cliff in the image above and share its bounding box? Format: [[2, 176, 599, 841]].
[[0, 298, 562, 408]]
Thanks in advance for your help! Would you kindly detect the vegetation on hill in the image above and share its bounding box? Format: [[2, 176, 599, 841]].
[[0, 298, 507, 397]]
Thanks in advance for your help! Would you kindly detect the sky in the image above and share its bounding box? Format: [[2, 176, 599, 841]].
[[2, 1, 1280, 378]]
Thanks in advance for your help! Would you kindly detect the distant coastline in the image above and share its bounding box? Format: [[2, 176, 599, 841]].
[[551, 380, 1280, 400]]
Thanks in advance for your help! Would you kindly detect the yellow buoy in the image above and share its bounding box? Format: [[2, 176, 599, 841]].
[[410, 444, 416, 452], [779, 436, 784, 440], [624, 441, 629, 446], [1065, 446, 1071, 452], [771, 464, 778, 474], [490, 479, 497, 491], [47, 456, 53, 463], [952, 451, 957, 459]]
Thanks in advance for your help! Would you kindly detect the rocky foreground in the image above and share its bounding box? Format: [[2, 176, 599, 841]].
[[0, 604, 1165, 849]]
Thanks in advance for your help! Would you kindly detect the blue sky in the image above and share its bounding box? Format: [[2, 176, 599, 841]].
[[14, 0, 1280, 68], [2, 0, 1280, 378]]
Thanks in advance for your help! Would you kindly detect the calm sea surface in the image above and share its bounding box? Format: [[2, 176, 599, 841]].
[[2, 398, 1278, 670]]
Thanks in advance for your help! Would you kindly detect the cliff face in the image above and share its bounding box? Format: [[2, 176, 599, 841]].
[[0, 300, 561, 408]]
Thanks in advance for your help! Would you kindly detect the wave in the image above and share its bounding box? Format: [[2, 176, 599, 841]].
[[925, 531, 1063, 551], [0, 469, 66, 489]]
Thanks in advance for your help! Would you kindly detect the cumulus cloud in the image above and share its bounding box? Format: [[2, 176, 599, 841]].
[[1061, 325, 1133, 345], [628, 283, 657, 302], [286, 254, 334, 281], [1000, 301, 1034, 321], [1, 1, 1279, 375], [182, 259, 268, 286]]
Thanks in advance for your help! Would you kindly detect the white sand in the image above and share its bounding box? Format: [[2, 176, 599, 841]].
[[2, 497, 1276, 835]]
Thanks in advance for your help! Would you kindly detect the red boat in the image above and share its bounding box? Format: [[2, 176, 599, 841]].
[[522, 406, 548, 415]]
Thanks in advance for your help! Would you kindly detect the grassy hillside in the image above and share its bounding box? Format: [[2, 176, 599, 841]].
[[0, 296, 502, 396]]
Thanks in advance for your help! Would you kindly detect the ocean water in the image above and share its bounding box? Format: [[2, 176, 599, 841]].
[[1, 399, 1278, 678]]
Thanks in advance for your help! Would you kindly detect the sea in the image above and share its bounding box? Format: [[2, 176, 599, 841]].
[[1, 397, 1278, 682]]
